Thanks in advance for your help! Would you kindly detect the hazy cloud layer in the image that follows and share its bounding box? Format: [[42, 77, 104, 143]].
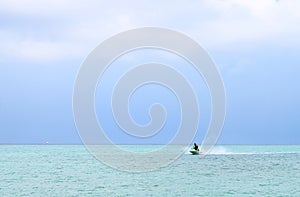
[[0, 0, 299, 61]]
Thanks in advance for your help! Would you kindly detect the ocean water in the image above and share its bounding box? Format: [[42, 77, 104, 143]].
[[0, 145, 299, 196]]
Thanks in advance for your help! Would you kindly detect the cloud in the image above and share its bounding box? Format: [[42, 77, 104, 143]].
[[0, 30, 82, 61], [0, 0, 299, 62], [188, 0, 300, 49]]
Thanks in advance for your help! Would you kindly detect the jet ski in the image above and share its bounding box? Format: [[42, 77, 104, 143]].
[[189, 148, 201, 155]]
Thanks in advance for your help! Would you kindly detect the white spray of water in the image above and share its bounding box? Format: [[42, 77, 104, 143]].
[[185, 146, 234, 155], [208, 146, 256, 155], [208, 146, 233, 155], [186, 145, 300, 155]]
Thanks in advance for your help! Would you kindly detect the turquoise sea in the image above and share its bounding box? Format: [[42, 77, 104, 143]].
[[0, 145, 299, 196]]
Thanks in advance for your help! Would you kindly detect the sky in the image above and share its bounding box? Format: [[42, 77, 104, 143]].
[[0, 0, 299, 144]]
